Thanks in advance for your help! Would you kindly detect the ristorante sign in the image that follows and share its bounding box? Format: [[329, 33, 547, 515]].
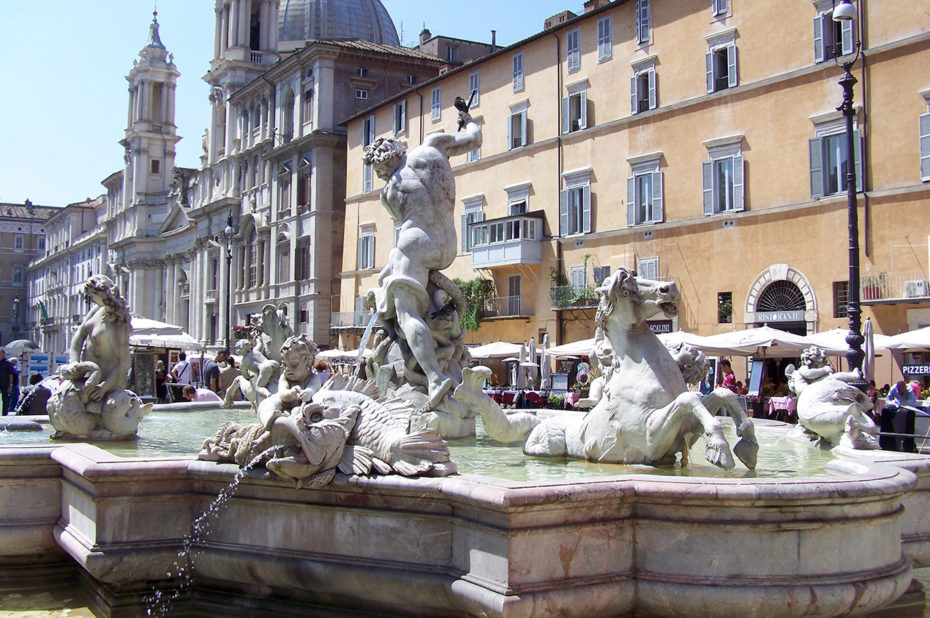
[[755, 310, 805, 323]]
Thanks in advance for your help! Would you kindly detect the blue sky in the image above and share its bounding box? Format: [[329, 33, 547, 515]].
[[0, 1, 580, 207]]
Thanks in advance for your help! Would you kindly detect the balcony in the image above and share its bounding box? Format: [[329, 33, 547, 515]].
[[250, 52, 263, 64], [860, 271, 930, 304], [205, 288, 217, 304], [550, 285, 598, 310], [331, 311, 375, 330], [469, 212, 544, 270], [480, 295, 532, 319]]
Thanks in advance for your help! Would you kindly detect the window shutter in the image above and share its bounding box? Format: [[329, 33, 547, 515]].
[[562, 97, 570, 134], [635, 1, 642, 42], [854, 129, 864, 192], [841, 19, 854, 55], [582, 185, 592, 233], [631, 75, 638, 115], [627, 176, 636, 226], [732, 155, 745, 212], [702, 161, 714, 215], [461, 213, 469, 253], [726, 44, 738, 88], [648, 69, 657, 110], [400, 100, 406, 131], [579, 90, 588, 130], [652, 170, 664, 222], [920, 113, 930, 181], [520, 111, 527, 146], [809, 137, 824, 198], [357, 235, 364, 269], [813, 15, 824, 63], [705, 52, 714, 93], [507, 113, 513, 149], [559, 189, 569, 236], [392, 105, 399, 134]]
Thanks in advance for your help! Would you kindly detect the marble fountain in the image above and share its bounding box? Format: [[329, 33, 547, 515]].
[[4, 110, 930, 617]]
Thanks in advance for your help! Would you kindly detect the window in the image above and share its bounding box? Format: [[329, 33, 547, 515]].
[[507, 275, 522, 315], [431, 86, 441, 122], [248, 229, 258, 288], [570, 266, 586, 292], [277, 165, 291, 213], [508, 102, 528, 150], [560, 170, 592, 236], [702, 137, 745, 214], [150, 159, 160, 174], [718, 291, 733, 323], [295, 239, 311, 280], [566, 29, 581, 73], [446, 46, 457, 62], [631, 64, 657, 114], [512, 52, 524, 92], [706, 41, 738, 93], [406, 74, 418, 84], [833, 281, 849, 318], [468, 71, 480, 108], [37, 237, 45, 252], [355, 89, 369, 100], [627, 159, 663, 225], [303, 89, 313, 125], [635, 0, 650, 44], [593, 265, 611, 284], [467, 147, 480, 163], [276, 239, 290, 283], [637, 257, 658, 280], [393, 100, 406, 134], [12, 267, 22, 284], [356, 67, 368, 77], [461, 198, 485, 253], [562, 82, 587, 134], [297, 158, 311, 210], [809, 129, 862, 197], [921, 108, 930, 182], [507, 184, 530, 215], [14, 236, 23, 250], [597, 16, 612, 62], [814, 6, 853, 62], [357, 225, 375, 270], [712, 0, 729, 17]]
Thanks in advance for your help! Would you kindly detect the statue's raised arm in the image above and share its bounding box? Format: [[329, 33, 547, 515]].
[[423, 111, 482, 158]]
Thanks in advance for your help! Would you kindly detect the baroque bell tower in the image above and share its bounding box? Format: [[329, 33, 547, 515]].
[[120, 10, 180, 230]]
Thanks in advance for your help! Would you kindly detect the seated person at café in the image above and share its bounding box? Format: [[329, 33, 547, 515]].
[[181, 384, 222, 403], [886, 379, 918, 409]]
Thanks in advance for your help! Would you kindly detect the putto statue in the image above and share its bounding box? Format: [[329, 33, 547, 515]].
[[362, 99, 482, 437], [786, 346, 878, 449], [221, 303, 293, 411], [47, 275, 151, 438], [458, 268, 758, 469]]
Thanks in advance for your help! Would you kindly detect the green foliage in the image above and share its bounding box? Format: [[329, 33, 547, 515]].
[[453, 277, 496, 331], [547, 394, 564, 408]]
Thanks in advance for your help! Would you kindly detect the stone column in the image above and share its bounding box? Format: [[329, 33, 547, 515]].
[[214, 6, 222, 58], [314, 57, 335, 130]]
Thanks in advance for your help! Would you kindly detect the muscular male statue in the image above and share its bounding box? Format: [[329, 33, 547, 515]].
[[363, 108, 482, 408]]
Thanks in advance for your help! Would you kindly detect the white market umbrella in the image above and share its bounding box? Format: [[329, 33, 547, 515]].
[[540, 333, 551, 390], [516, 345, 527, 389], [801, 327, 892, 356], [130, 316, 202, 350], [863, 318, 875, 380], [3, 339, 38, 357], [695, 325, 811, 358], [885, 325, 930, 351], [546, 338, 595, 358], [468, 341, 523, 359], [526, 338, 538, 387]]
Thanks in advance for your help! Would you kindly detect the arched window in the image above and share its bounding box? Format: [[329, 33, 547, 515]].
[[757, 280, 805, 313]]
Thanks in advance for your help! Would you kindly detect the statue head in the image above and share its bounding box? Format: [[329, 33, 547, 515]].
[[594, 267, 679, 331], [84, 275, 130, 323], [279, 334, 319, 385], [362, 137, 407, 180], [800, 346, 828, 369], [234, 338, 253, 355]]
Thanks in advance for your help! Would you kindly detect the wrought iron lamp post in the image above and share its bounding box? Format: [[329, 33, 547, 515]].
[[833, 0, 867, 388], [224, 213, 234, 353]]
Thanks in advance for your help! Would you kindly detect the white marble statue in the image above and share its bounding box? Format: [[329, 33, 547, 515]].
[[47, 275, 151, 438], [786, 346, 878, 449], [201, 335, 455, 485], [362, 103, 481, 435], [221, 338, 279, 409], [255, 303, 293, 364], [458, 268, 758, 469]]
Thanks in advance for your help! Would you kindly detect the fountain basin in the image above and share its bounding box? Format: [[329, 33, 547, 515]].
[[2, 418, 930, 617]]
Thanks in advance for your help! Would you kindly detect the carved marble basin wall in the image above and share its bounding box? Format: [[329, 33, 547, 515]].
[[2, 433, 930, 617]]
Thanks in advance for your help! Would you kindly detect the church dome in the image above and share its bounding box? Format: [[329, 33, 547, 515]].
[[279, 0, 400, 45]]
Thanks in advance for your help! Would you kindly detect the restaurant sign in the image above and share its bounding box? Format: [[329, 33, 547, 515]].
[[903, 364, 930, 376], [754, 310, 805, 323], [649, 320, 673, 334]]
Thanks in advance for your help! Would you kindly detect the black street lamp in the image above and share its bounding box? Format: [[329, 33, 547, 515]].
[[833, 0, 867, 388], [224, 212, 235, 353]]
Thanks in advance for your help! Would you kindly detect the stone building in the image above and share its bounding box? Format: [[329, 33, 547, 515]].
[[341, 0, 930, 355], [0, 201, 58, 347], [29, 0, 458, 355], [27, 199, 107, 355]]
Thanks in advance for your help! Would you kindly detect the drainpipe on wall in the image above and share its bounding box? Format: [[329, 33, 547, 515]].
[[551, 28, 564, 344], [859, 0, 871, 258]]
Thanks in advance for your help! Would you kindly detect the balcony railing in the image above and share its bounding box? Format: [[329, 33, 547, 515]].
[[550, 285, 598, 310], [861, 271, 930, 303], [331, 311, 374, 329], [480, 295, 531, 318], [469, 212, 544, 269], [250, 52, 263, 64]]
